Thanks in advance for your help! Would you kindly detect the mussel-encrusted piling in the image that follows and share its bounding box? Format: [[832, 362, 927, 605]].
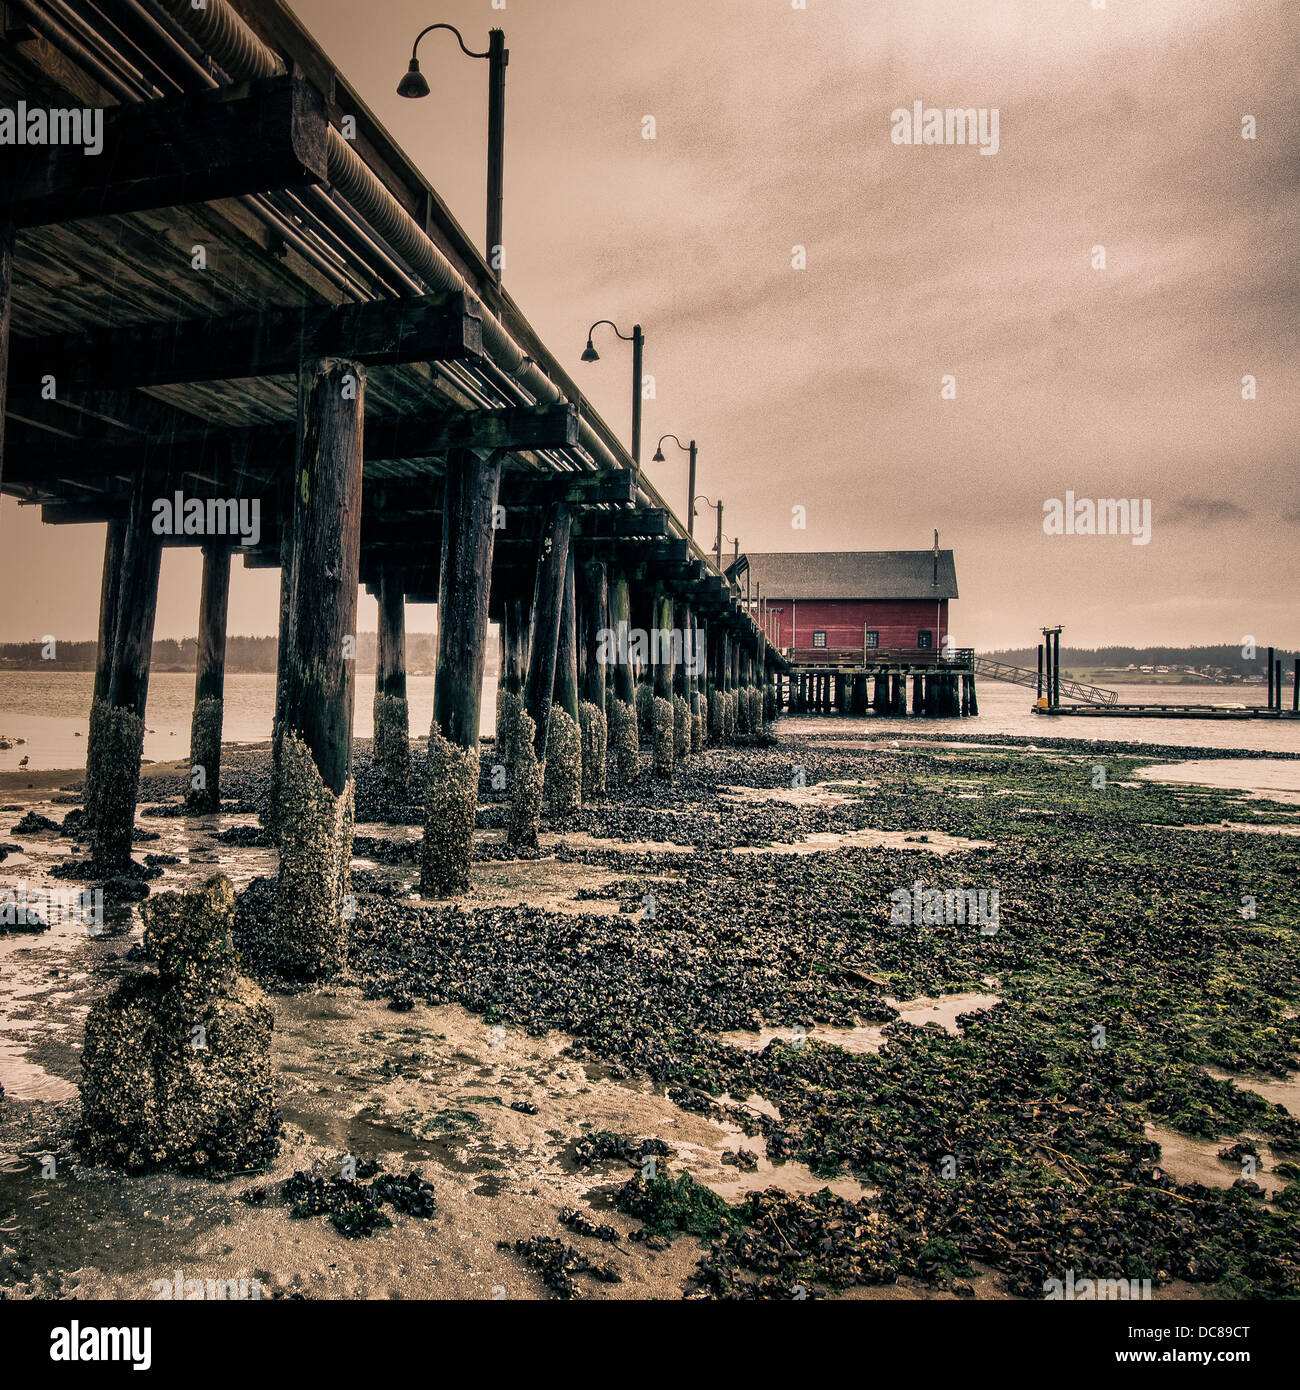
[[86, 480, 162, 871], [421, 448, 502, 893], [510, 500, 571, 848], [373, 566, 411, 799], [271, 358, 363, 977], [185, 543, 232, 814]]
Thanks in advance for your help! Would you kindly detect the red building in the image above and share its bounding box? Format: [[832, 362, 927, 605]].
[[736, 550, 958, 666]]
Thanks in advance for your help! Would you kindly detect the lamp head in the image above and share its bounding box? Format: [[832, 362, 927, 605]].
[[652, 445, 665, 462], [397, 59, 430, 98], [580, 339, 599, 363]]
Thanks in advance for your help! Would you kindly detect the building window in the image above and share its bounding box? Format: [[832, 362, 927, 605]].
[[812, 630, 827, 649], [917, 630, 933, 649], [864, 630, 879, 649]]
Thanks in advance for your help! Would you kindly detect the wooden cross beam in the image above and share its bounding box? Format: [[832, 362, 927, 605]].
[[3, 402, 578, 486], [9, 290, 482, 395], [1, 76, 329, 229]]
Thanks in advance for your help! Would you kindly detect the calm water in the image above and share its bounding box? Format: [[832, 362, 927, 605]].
[[0, 672, 1297, 773]]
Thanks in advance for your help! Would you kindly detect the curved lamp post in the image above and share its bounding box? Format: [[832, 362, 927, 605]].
[[652, 433, 697, 537], [398, 23, 508, 282], [581, 319, 644, 465], [696, 494, 724, 571]]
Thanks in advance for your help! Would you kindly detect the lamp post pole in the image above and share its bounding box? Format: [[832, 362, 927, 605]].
[[630, 324, 644, 465], [582, 321, 645, 466], [398, 23, 508, 281], [486, 29, 507, 278]]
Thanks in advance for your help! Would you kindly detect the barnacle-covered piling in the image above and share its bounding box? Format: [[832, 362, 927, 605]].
[[545, 706, 583, 816], [185, 697, 224, 813], [272, 732, 355, 978], [652, 697, 675, 778], [420, 727, 479, 895], [86, 702, 146, 869], [635, 682, 654, 741], [673, 694, 691, 762], [372, 691, 411, 796], [506, 707, 544, 848], [579, 700, 607, 799], [607, 693, 640, 787], [693, 694, 708, 752]]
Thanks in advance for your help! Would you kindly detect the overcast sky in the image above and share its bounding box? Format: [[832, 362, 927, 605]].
[[1, 0, 1295, 650]]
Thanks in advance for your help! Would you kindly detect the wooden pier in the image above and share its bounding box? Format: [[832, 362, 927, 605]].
[[0, 0, 786, 977]]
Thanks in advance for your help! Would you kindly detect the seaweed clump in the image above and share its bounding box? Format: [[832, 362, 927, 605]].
[[614, 1168, 737, 1241]]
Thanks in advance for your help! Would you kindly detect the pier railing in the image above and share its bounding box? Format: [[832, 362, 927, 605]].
[[972, 655, 1119, 706], [787, 645, 975, 671]]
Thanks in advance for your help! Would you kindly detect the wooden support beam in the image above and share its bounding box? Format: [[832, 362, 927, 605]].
[[0, 221, 10, 503], [273, 358, 365, 980], [186, 543, 232, 813], [523, 501, 572, 762], [500, 597, 528, 696], [6, 404, 594, 494], [1, 75, 329, 228], [374, 566, 410, 794], [11, 291, 482, 396], [554, 546, 580, 724], [607, 568, 636, 706], [422, 448, 503, 893], [579, 559, 608, 711], [578, 508, 669, 540], [86, 478, 163, 870]]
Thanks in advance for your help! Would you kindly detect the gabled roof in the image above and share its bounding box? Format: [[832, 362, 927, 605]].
[[736, 551, 958, 601]]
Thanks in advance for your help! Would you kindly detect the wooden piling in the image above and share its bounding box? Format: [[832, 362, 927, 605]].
[[82, 521, 127, 845], [1267, 647, 1274, 709], [0, 223, 10, 501], [87, 478, 163, 870], [422, 448, 504, 892], [185, 542, 232, 813], [1037, 644, 1044, 702], [373, 565, 410, 795], [605, 567, 639, 784], [273, 358, 365, 978], [264, 500, 296, 833], [510, 500, 571, 847], [1293, 658, 1299, 713]]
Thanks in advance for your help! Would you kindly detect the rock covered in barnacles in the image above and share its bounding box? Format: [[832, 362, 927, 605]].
[[78, 875, 276, 1173], [579, 700, 607, 800], [652, 697, 675, 779], [420, 725, 479, 896], [544, 707, 583, 816]]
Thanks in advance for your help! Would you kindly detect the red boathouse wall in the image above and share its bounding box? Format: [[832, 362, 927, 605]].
[[763, 598, 949, 654]]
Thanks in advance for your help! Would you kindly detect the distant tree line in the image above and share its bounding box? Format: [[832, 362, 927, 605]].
[[0, 631, 469, 675], [983, 644, 1296, 676]]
